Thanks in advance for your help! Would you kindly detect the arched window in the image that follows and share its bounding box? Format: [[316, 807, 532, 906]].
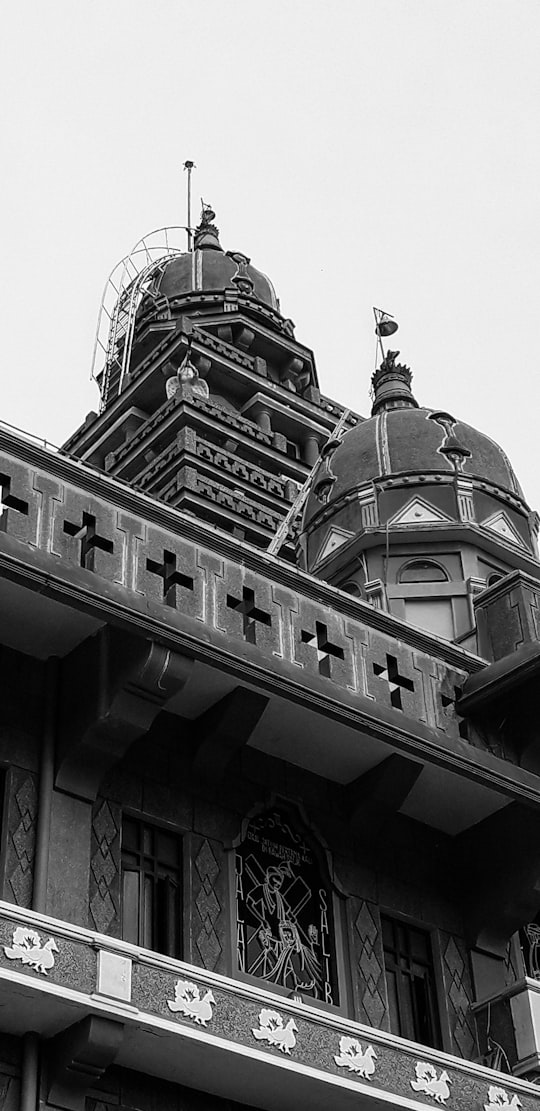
[[398, 559, 449, 584], [340, 579, 363, 597], [236, 807, 337, 1004], [487, 572, 504, 588]]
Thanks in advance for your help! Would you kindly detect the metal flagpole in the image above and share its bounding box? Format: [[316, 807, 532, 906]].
[[373, 307, 399, 365], [184, 161, 195, 251]]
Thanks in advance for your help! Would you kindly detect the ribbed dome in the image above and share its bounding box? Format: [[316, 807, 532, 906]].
[[305, 407, 524, 519], [157, 250, 279, 309], [156, 207, 279, 310], [301, 399, 535, 574]]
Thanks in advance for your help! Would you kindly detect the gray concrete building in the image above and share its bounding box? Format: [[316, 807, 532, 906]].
[[1, 206, 540, 1111]]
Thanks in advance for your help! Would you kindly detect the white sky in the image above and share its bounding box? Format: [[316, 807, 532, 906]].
[[2, 1, 539, 507]]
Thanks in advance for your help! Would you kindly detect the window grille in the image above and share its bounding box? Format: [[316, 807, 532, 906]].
[[121, 815, 182, 958], [381, 914, 442, 1048]]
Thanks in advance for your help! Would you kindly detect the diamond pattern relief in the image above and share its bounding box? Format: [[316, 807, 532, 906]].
[[504, 935, 524, 986], [193, 838, 222, 971], [6, 770, 38, 907], [89, 798, 120, 936], [442, 934, 477, 1058], [353, 900, 387, 1029]]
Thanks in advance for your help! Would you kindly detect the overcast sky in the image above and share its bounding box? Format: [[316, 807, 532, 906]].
[[2, 1, 539, 508]]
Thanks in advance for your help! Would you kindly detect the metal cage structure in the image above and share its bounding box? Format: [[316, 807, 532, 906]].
[[91, 227, 189, 411]]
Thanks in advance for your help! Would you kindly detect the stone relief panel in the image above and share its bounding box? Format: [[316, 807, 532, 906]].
[[350, 898, 388, 1030], [440, 932, 477, 1059], [89, 798, 121, 937], [4, 769, 37, 908], [188, 835, 226, 976]]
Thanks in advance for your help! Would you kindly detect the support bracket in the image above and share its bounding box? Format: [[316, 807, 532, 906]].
[[56, 627, 194, 800], [46, 1015, 124, 1111]]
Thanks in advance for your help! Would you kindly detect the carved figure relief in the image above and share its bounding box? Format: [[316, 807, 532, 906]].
[[334, 1036, 377, 1079], [251, 1008, 297, 1054], [484, 1087, 522, 1110], [4, 926, 58, 974], [410, 1062, 451, 1104], [236, 808, 337, 1003], [167, 980, 215, 1026]]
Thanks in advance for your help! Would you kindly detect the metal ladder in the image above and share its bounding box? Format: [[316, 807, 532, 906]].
[[267, 408, 351, 557]]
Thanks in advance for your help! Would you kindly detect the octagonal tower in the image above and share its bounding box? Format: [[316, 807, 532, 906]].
[[300, 349, 539, 646]]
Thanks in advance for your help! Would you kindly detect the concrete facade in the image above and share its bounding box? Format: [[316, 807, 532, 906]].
[[1, 208, 540, 1110]]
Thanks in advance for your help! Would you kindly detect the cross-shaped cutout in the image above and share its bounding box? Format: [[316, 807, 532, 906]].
[[441, 685, 468, 739], [0, 473, 29, 528], [146, 550, 194, 607], [301, 620, 344, 678], [227, 587, 271, 645], [63, 511, 114, 571], [373, 653, 414, 710]]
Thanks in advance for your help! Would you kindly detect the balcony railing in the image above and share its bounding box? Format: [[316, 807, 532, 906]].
[[1, 900, 538, 1111]]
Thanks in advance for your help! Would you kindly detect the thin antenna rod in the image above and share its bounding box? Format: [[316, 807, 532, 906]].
[[373, 307, 386, 365], [184, 161, 195, 251], [373, 306, 398, 367]]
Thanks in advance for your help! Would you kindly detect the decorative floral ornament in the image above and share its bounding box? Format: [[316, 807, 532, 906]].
[[4, 926, 58, 975], [484, 1086, 522, 1110], [334, 1036, 377, 1079], [167, 980, 215, 1026], [251, 1008, 297, 1054], [410, 1062, 451, 1104]]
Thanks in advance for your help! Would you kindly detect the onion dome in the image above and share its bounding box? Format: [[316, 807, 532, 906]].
[[301, 352, 537, 580], [155, 204, 280, 310]]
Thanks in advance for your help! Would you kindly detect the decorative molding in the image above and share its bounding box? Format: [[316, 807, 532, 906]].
[[4, 926, 57, 974], [388, 496, 453, 527], [5, 770, 37, 907], [334, 1036, 377, 1079], [252, 1008, 297, 1054], [89, 800, 120, 936], [484, 1086, 522, 1110], [410, 1061, 452, 1103], [194, 474, 281, 529], [0, 902, 539, 1111], [0, 433, 487, 673], [441, 933, 477, 1058], [167, 979, 216, 1026], [192, 838, 223, 973], [351, 900, 387, 1030], [480, 511, 526, 549], [313, 527, 355, 567]]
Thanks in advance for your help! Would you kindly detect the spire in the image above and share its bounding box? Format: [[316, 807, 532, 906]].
[[193, 201, 222, 251], [371, 350, 418, 416]]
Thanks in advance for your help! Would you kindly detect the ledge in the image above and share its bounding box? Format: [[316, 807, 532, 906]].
[[0, 423, 484, 672], [0, 902, 538, 1111]]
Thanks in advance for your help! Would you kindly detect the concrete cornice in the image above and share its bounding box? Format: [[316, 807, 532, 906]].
[[0, 424, 483, 672]]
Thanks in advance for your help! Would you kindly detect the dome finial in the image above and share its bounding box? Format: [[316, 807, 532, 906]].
[[371, 349, 418, 416], [194, 201, 222, 251]]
